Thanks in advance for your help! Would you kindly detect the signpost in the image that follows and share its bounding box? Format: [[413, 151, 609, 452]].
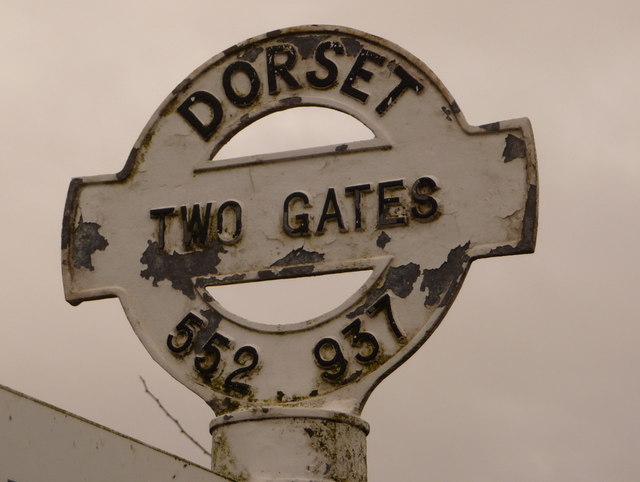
[[62, 25, 537, 480]]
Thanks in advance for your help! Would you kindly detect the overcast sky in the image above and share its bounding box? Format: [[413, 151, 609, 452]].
[[1, 1, 639, 481]]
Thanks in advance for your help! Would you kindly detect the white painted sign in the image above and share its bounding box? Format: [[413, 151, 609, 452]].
[[62, 25, 537, 417], [0, 384, 228, 481]]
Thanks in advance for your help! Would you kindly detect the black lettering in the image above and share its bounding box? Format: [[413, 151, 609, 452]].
[[313, 338, 347, 381], [224, 346, 259, 395], [340, 49, 385, 103], [316, 188, 347, 234], [410, 177, 439, 221], [307, 41, 345, 89], [345, 184, 372, 231], [376, 64, 424, 115], [283, 192, 311, 236], [216, 200, 242, 244], [266, 44, 301, 95], [177, 91, 223, 141], [223, 61, 261, 107], [180, 203, 212, 249], [378, 180, 407, 227], [341, 319, 380, 363], [150, 207, 175, 250]]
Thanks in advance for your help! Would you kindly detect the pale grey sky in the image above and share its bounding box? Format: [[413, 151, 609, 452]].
[[1, 1, 639, 480]]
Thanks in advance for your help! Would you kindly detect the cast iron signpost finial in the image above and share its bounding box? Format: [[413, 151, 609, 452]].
[[62, 25, 537, 481]]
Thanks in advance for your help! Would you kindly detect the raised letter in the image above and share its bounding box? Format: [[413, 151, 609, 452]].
[[150, 207, 175, 250], [223, 61, 261, 107], [181, 203, 212, 249], [316, 188, 347, 234], [216, 200, 243, 244], [410, 177, 439, 221], [376, 64, 424, 115], [307, 41, 345, 89], [340, 49, 385, 103], [345, 184, 372, 231], [177, 91, 223, 141], [283, 192, 311, 236], [266, 44, 301, 95], [378, 180, 407, 227]]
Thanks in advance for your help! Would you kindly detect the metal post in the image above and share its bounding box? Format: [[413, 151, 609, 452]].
[[210, 407, 369, 481]]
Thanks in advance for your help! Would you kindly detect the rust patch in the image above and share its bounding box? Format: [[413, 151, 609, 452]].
[[348, 262, 420, 318], [503, 133, 526, 163], [420, 242, 470, 307], [285, 35, 329, 59], [71, 217, 109, 271], [139, 241, 225, 299], [238, 46, 263, 62], [376, 231, 391, 249], [340, 37, 363, 57]]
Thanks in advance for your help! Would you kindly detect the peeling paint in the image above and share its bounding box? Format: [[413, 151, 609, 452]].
[[348, 263, 420, 318], [285, 35, 329, 59], [340, 37, 363, 57], [503, 133, 527, 163], [237, 46, 263, 63], [271, 247, 325, 266], [71, 217, 109, 271], [140, 241, 225, 299], [420, 242, 470, 307]]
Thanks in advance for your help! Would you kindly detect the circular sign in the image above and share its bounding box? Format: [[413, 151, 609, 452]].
[[62, 26, 537, 415]]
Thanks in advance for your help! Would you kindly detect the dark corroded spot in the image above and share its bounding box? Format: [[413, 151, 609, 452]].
[[441, 106, 453, 121], [304, 427, 314, 437], [335, 144, 348, 152], [348, 263, 421, 318], [340, 37, 363, 57], [272, 247, 325, 267], [238, 46, 263, 62], [480, 122, 500, 132], [503, 133, 526, 163], [285, 35, 329, 59], [61, 178, 83, 250], [279, 96, 302, 106], [277, 391, 285, 402], [420, 242, 470, 307], [258, 270, 276, 280], [72, 217, 109, 271], [140, 241, 225, 299], [376, 231, 391, 249], [449, 101, 461, 114]]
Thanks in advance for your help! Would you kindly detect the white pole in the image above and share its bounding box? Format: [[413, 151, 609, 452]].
[[210, 407, 369, 481]]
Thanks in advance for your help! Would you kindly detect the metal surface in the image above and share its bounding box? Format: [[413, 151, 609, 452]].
[[61, 25, 537, 480], [0, 384, 229, 481], [209, 407, 368, 481]]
